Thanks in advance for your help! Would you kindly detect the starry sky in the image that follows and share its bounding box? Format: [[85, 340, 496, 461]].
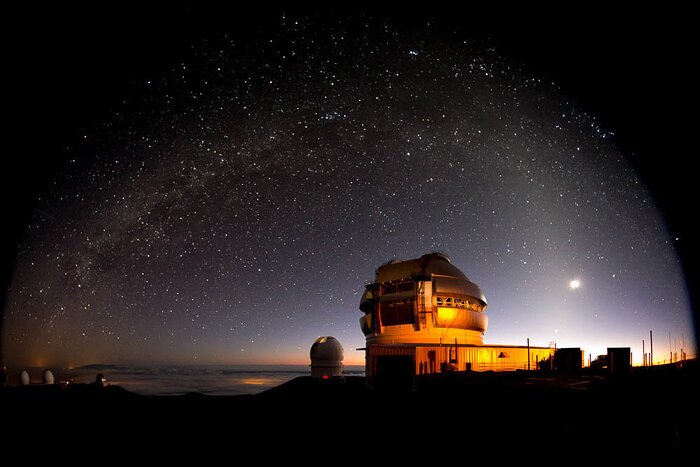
[[2, 9, 697, 367]]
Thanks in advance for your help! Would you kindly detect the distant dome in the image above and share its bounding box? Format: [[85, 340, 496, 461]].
[[19, 370, 30, 386], [42, 369, 54, 385], [95, 373, 106, 387], [309, 336, 344, 379]]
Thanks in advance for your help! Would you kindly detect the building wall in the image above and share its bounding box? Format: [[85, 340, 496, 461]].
[[362, 272, 490, 345], [367, 344, 554, 379], [554, 348, 584, 372], [607, 347, 631, 375], [365, 279, 487, 346]]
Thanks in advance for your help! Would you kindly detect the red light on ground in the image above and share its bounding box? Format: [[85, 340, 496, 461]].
[[322, 375, 329, 379]]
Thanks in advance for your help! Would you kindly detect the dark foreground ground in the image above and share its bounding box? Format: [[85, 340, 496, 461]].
[[2, 362, 698, 459]]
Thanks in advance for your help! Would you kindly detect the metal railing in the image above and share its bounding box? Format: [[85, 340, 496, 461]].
[[475, 361, 538, 372]]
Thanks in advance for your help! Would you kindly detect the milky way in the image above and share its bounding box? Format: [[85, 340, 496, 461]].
[[3, 17, 694, 366]]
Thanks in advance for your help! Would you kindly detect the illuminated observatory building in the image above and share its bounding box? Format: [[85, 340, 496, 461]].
[[359, 253, 553, 382]]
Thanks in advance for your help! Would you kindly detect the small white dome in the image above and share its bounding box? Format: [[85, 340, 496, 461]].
[[42, 369, 55, 385], [310, 336, 344, 362], [310, 336, 344, 378], [19, 370, 30, 386]]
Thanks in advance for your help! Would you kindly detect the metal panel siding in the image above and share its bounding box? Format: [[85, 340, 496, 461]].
[[432, 276, 487, 304], [379, 290, 415, 302], [376, 259, 422, 283], [414, 345, 554, 373], [434, 308, 488, 332], [367, 345, 416, 378], [422, 281, 432, 309], [359, 314, 372, 335], [369, 345, 416, 356]]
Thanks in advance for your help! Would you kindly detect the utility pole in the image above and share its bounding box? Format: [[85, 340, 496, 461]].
[[669, 331, 672, 364], [527, 338, 530, 371], [642, 339, 645, 367], [682, 332, 685, 361], [650, 330, 653, 366]]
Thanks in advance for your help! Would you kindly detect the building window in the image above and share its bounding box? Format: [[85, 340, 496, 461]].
[[380, 299, 415, 326], [382, 281, 414, 294]]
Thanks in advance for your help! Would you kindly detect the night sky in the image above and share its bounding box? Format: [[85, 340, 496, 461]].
[[2, 8, 697, 367]]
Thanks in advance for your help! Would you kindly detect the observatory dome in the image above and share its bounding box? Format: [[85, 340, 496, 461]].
[[358, 253, 555, 384], [309, 336, 344, 379], [374, 253, 486, 306], [42, 369, 54, 385], [359, 252, 489, 346]]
